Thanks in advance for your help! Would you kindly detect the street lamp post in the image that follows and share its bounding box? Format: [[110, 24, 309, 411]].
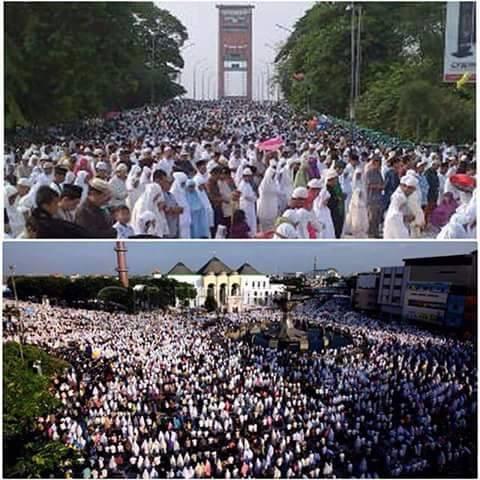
[[275, 23, 293, 34], [9, 265, 24, 362], [201, 67, 210, 100], [177, 42, 195, 89], [260, 72, 266, 102], [261, 61, 271, 101], [193, 58, 206, 100], [208, 73, 215, 100], [151, 34, 157, 105], [348, 2, 363, 141]]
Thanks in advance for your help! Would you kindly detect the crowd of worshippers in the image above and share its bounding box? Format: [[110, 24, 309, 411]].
[[4, 299, 475, 479], [4, 100, 476, 239]]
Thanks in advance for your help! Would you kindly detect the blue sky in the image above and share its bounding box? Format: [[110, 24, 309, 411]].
[[3, 241, 475, 277]]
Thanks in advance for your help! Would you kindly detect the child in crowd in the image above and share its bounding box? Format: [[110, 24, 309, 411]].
[[228, 209, 251, 239], [113, 205, 135, 239]]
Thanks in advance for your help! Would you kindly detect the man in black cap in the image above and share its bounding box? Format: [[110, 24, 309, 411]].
[[50, 165, 68, 195], [29, 186, 89, 238], [56, 184, 83, 223], [75, 178, 116, 238]]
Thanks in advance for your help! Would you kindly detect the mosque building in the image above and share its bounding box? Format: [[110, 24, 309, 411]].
[[160, 257, 285, 312]]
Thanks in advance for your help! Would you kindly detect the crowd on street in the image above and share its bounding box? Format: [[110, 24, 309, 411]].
[[4, 100, 476, 239], [4, 298, 476, 478]]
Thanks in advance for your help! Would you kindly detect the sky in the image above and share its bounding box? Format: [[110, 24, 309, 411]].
[[3, 241, 475, 278], [156, 0, 315, 99]]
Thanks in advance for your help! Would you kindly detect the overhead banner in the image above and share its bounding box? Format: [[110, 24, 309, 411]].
[[444, 2, 476, 83]]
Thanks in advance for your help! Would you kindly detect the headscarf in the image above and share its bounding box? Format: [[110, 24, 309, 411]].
[[131, 183, 168, 237], [138, 211, 157, 235], [273, 222, 298, 239], [5, 184, 25, 238], [170, 172, 191, 238], [194, 176, 214, 228]]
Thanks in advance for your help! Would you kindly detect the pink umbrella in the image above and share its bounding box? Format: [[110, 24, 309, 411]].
[[257, 137, 284, 151]]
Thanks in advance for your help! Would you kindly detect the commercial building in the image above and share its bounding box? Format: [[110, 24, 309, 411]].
[[401, 252, 477, 331], [377, 266, 410, 321], [352, 272, 380, 312], [164, 257, 285, 312]]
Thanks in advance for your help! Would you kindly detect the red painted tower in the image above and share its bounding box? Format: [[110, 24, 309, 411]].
[[115, 241, 129, 288], [217, 4, 254, 100]]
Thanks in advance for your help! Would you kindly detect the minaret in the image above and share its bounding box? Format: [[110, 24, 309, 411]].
[[115, 241, 129, 288], [313, 256, 317, 275]]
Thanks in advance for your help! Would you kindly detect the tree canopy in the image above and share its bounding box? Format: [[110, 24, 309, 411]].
[[7, 275, 196, 312], [5, 2, 187, 128], [3, 342, 77, 478], [276, 2, 475, 144]]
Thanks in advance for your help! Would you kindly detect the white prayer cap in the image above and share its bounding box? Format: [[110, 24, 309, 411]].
[[200, 151, 210, 161], [282, 209, 299, 224], [17, 177, 31, 187], [400, 175, 417, 188], [228, 158, 239, 170], [5, 184, 17, 198], [291, 187, 308, 199], [40, 153, 50, 161], [324, 169, 338, 180], [115, 163, 128, 173], [307, 178, 323, 189], [152, 146, 162, 156], [243, 168, 253, 176], [274, 222, 297, 239], [173, 171, 188, 183], [94, 148, 104, 156], [287, 157, 300, 168], [142, 147, 152, 155], [96, 161, 108, 171]]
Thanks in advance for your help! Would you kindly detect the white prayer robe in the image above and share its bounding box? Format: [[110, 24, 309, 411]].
[[238, 179, 257, 236], [257, 166, 279, 231], [383, 188, 410, 239]]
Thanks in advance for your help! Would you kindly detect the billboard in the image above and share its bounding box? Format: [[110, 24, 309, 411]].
[[444, 2, 476, 82], [220, 8, 250, 31], [404, 282, 450, 325]]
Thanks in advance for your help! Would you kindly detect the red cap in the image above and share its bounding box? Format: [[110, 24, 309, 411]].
[[450, 174, 476, 192]]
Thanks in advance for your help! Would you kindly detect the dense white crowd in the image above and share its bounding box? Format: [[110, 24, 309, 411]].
[[4, 299, 475, 478], [4, 100, 476, 239]]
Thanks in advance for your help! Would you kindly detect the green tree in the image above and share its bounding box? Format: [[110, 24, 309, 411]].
[[5, 2, 187, 127], [276, 2, 475, 144], [3, 342, 78, 478], [204, 295, 218, 313], [97, 286, 132, 311], [175, 283, 197, 307]]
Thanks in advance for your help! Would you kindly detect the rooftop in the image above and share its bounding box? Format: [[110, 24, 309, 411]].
[[167, 262, 195, 275], [403, 252, 476, 267]]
